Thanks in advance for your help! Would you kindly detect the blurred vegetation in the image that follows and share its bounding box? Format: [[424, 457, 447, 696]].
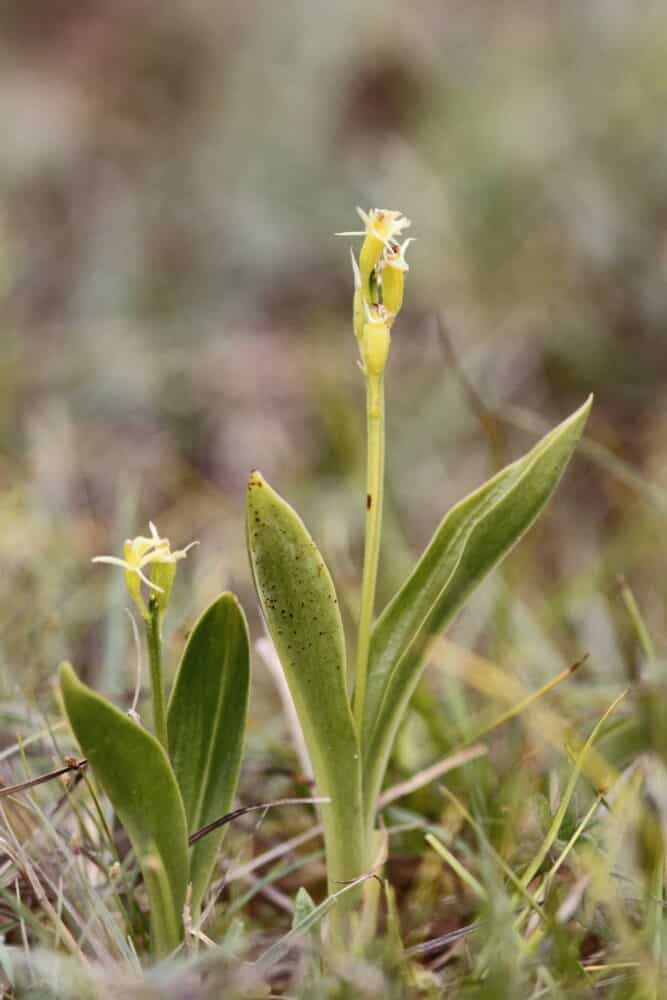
[[1, 1, 667, 995]]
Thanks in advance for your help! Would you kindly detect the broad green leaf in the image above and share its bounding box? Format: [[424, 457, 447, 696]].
[[59, 662, 188, 955], [246, 472, 365, 897], [362, 397, 592, 817], [167, 593, 250, 913]]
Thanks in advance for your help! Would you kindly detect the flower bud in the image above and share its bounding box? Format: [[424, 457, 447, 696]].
[[380, 238, 413, 321], [381, 266, 404, 319], [353, 288, 365, 341], [362, 306, 392, 376], [150, 559, 177, 614]]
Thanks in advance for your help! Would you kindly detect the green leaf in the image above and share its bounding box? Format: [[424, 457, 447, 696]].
[[246, 472, 365, 899], [291, 886, 317, 931], [362, 396, 592, 818], [256, 879, 365, 968], [59, 662, 188, 955], [167, 593, 250, 913]]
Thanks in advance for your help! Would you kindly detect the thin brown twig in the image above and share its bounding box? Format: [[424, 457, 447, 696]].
[[0, 759, 87, 801], [188, 797, 330, 846], [334, 872, 385, 888]]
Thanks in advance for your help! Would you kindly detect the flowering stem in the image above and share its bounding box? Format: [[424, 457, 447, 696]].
[[145, 599, 168, 751], [354, 371, 385, 733]]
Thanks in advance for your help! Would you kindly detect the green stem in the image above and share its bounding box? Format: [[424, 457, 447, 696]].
[[322, 777, 366, 949], [145, 600, 168, 751], [354, 372, 385, 733]]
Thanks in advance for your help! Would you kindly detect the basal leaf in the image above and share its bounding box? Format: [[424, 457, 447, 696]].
[[59, 662, 189, 955], [246, 472, 365, 894], [167, 593, 250, 913], [362, 397, 592, 818]]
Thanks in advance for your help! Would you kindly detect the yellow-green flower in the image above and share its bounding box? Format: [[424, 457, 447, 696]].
[[93, 522, 198, 619], [355, 207, 411, 245], [337, 208, 411, 294]]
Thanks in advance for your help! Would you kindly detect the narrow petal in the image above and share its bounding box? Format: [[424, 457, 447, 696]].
[[92, 556, 135, 570], [130, 565, 164, 593], [127, 536, 159, 563], [350, 248, 361, 289], [152, 540, 199, 563], [136, 545, 170, 570], [172, 540, 200, 560]]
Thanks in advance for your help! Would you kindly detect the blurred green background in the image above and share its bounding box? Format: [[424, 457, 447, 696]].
[[1, 0, 666, 751]]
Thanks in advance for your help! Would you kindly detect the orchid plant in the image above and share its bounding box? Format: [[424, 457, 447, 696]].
[[59, 207, 590, 959], [245, 207, 591, 945], [60, 525, 249, 955]]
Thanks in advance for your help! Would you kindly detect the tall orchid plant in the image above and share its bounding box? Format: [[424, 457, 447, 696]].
[[246, 207, 591, 944]]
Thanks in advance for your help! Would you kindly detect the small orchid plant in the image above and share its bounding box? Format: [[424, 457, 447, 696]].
[[59, 207, 591, 957], [60, 525, 249, 954]]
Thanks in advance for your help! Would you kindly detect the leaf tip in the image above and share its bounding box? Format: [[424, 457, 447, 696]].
[[225, 591, 244, 612], [248, 469, 266, 490], [560, 394, 593, 440], [58, 660, 78, 693], [573, 393, 594, 432]]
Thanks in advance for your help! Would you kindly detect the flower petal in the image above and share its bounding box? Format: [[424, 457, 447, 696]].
[[92, 556, 135, 570], [350, 248, 361, 290], [356, 206, 371, 227], [131, 565, 164, 593], [136, 545, 170, 569]]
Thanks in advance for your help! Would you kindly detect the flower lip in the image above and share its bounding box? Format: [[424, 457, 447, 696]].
[[357, 207, 411, 245], [335, 207, 411, 246], [382, 237, 414, 272]]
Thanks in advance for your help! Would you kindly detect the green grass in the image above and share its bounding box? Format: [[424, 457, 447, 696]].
[[0, 324, 666, 996], [0, 424, 665, 997]]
